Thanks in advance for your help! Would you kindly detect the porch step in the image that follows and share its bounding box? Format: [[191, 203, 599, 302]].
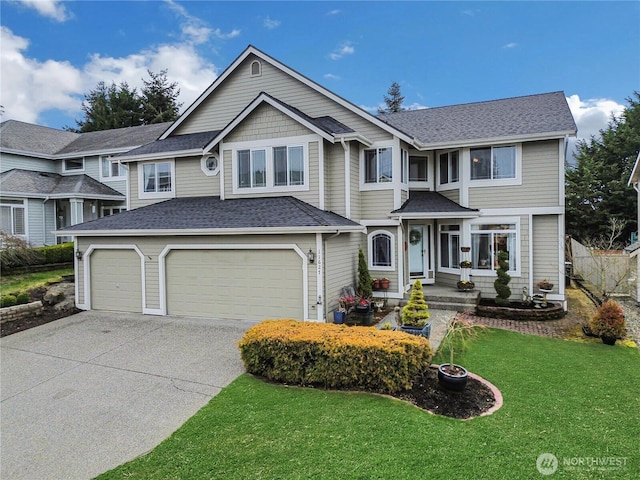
[[400, 285, 479, 312]]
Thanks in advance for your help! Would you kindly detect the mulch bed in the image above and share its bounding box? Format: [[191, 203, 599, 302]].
[[0, 286, 80, 337], [397, 368, 497, 419]]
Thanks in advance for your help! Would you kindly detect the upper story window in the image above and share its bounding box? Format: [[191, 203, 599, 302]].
[[102, 207, 125, 217], [364, 147, 392, 184], [201, 153, 220, 176], [101, 157, 125, 180], [138, 160, 175, 199], [410, 155, 429, 182], [0, 200, 25, 236], [250, 60, 262, 77], [63, 158, 84, 173], [233, 141, 308, 193], [368, 230, 395, 271], [470, 146, 516, 181], [439, 151, 459, 184]]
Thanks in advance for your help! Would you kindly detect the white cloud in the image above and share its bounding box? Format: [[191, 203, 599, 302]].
[[165, 0, 239, 44], [327, 9, 341, 15], [405, 102, 428, 111], [503, 42, 518, 49], [211, 28, 241, 39], [263, 16, 281, 29], [0, 26, 218, 126], [323, 73, 340, 81], [329, 42, 355, 60], [566, 94, 625, 141], [16, 0, 69, 21]]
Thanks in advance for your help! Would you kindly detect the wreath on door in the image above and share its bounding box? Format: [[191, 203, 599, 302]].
[[409, 229, 422, 245]]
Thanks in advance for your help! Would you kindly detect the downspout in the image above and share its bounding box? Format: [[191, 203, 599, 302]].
[[43, 196, 50, 245], [340, 137, 351, 219], [120, 161, 130, 211]]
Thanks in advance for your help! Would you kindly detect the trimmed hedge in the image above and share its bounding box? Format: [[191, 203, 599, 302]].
[[0, 242, 73, 270], [0, 295, 17, 308], [239, 319, 433, 394]]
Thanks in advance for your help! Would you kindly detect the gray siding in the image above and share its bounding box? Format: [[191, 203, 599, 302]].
[[175, 157, 220, 198], [469, 140, 561, 208], [176, 54, 393, 143], [361, 190, 394, 220], [225, 103, 313, 143], [350, 142, 361, 221], [532, 215, 561, 291], [0, 152, 56, 173], [26, 198, 44, 246], [438, 189, 460, 203], [324, 232, 360, 319], [324, 142, 346, 217]]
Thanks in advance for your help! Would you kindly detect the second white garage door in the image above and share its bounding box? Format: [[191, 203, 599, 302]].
[[165, 249, 304, 320], [90, 249, 143, 313]]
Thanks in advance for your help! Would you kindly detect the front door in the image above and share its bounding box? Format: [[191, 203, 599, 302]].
[[408, 223, 434, 283]]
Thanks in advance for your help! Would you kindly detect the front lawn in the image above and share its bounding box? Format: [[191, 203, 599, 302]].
[[96, 329, 639, 479], [0, 268, 74, 296]]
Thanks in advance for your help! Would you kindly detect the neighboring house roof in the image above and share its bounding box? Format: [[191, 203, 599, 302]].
[[628, 151, 640, 185], [116, 130, 220, 159], [390, 191, 480, 218], [0, 120, 79, 156], [379, 91, 577, 148], [60, 195, 364, 234], [55, 122, 172, 156], [0, 169, 124, 200]]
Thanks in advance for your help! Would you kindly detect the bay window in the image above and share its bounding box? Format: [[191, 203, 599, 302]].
[[364, 147, 392, 183], [234, 142, 307, 192], [410, 155, 429, 182], [101, 157, 125, 179], [439, 224, 460, 269]]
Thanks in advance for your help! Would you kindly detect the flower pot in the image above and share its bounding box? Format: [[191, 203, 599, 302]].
[[333, 311, 346, 324], [380, 279, 390, 289], [373, 279, 381, 289], [437, 364, 469, 392], [355, 303, 371, 313], [400, 323, 431, 338], [601, 335, 617, 345]]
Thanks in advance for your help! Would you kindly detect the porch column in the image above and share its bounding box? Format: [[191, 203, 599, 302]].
[[69, 199, 84, 226]]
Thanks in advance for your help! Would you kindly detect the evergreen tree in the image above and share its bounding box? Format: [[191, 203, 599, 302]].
[[566, 92, 639, 243], [401, 280, 430, 326], [141, 69, 182, 124], [377, 81, 405, 114], [357, 249, 373, 298], [494, 251, 512, 307]]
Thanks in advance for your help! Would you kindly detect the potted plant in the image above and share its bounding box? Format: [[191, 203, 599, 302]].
[[399, 280, 431, 337], [537, 279, 554, 292], [437, 319, 486, 392], [589, 299, 626, 345], [380, 277, 390, 289], [373, 278, 381, 290], [494, 251, 511, 307], [459, 260, 472, 269], [457, 280, 475, 291]]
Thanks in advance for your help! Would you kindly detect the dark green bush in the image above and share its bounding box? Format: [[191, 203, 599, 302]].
[[16, 292, 31, 305], [494, 251, 512, 307], [0, 295, 17, 308], [239, 319, 433, 394], [0, 236, 73, 270], [36, 243, 73, 264]]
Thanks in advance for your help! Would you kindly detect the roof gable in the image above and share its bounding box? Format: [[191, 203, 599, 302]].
[[0, 169, 124, 199]]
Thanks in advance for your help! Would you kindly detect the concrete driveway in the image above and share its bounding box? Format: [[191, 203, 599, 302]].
[[0, 311, 256, 480]]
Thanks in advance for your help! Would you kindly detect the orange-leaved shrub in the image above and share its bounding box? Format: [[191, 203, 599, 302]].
[[239, 319, 433, 394], [589, 300, 627, 338]]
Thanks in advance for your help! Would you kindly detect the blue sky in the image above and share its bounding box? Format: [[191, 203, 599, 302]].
[[1, 0, 639, 145]]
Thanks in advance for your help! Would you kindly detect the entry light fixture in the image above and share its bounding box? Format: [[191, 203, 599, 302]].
[[75, 250, 83, 260], [307, 249, 315, 264]]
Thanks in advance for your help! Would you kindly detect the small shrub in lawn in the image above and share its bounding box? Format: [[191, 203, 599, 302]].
[[239, 319, 433, 394], [16, 292, 31, 305], [0, 295, 17, 308], [589, 299, 627, 338]]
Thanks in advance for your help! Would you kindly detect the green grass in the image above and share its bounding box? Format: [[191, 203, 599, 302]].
[[0, 268, 74, 296], [96, 329, 639, 479]]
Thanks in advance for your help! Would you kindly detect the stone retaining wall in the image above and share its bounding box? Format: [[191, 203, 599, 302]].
[[475, 301, 565, 321], [0, 301, 44, 325]]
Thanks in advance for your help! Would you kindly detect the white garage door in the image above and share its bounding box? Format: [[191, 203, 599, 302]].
[[165, 249, 304, 320], [90, 249, 142, 312]]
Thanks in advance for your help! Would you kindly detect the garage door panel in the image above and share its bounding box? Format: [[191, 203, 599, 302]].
[[90, 249, 142, 312], [166, 249, 303, 320]]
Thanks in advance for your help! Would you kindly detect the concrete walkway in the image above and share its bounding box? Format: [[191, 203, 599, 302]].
[[0, 311, 256, 480]]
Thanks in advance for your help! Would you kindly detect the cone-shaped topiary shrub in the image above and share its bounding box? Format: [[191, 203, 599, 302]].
[[357, 248, 373, 298], [401, 280, 430, 326], [494, 251, 511, 307], [589, 299, 627, 338]]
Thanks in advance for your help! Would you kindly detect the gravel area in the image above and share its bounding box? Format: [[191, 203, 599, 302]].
[[618, 297, 640, 346]]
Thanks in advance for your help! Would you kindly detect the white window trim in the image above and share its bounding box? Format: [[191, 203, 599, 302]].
[[437, 221, 461, 275], [360, 144, 395, 191], [467, 216, 521, 277], [62, 157, 85, 174], [367, 229, 395, 272], [0, 200, 27, 237], [409, 153, 432, 189], [250, 60, 262, 77], [468, 144, 522, 187], [100, 156, 126, 181], [437, 149, 460, 191], [228, 136, 313, 194], [137, 159, 176, 200], [101, 206, 126, 217], [200, 153, 220, 176]]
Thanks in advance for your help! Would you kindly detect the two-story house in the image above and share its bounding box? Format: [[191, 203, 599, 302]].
[[61, 45, 576, 321], [0, 120, 171, 246]]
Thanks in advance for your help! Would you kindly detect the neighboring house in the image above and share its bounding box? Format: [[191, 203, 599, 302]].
[[60, 45, 577, 322], [0, 120, 171, 246], [628, 151, 640, 303]]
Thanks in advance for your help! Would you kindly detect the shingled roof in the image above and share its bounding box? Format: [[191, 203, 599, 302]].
[[390, 191, 479, 218], [116, 130, 220, 158], [379, 91, 577, 147], [0, 169, 124, 199], [0, 120, 79, 155], [61, 196, 363, 233]]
